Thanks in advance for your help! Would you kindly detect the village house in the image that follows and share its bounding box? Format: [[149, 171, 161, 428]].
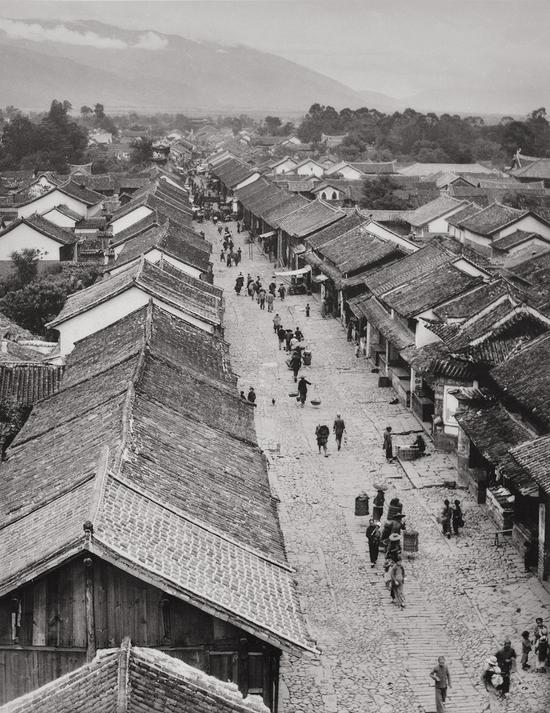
[[0, 215, 76, 262], [209, 157, 261, 200], [266, 156, 298, 175], [406, 195, 470, 237], [88, 129, 113, 146], [447, 202, 550, 260], [398, 162, 497, 178], [509, 153, 550, 188], [312, 180, 364, 206], [291, 159, 325, 178], [16, 181, 104, 220], [47, 258, 224, 352], [320, 133, 347, 149], [0, 304, 314, 707], [0, 640, 271, 713]]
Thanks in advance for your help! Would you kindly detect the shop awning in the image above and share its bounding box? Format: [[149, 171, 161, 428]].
[[259, 230, 275, 238], [312, 274, 329, 283], [273, 265, 311, 277]]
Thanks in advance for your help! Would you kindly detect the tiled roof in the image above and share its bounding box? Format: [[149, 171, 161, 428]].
[[456, 403, 533, 471], [350, 161, 395, 174], [48, 259, 223, 330], [433, 279, 511, 319], [491, 331, 550, 428], [261, 195, 309, 227], [212, 157, 257, 189], [402, 341, 478, 380], [0, 364, 63, 406], [446, 202, 481, 228], [381, 262, 482, 317], [50, 204, 83, 221], [365, 241, 451, 296], [306, 212, 366, 249], [510, 158, 550, 180], [0, 303, 313, 652], [0, 215, 75, 245], [347, 295, 415, 350], [110, 211, 159, 245], [407, 195, 466, 227], [492, 230, 549, 252], [398, 163, 496, 177], [317, 226, 402, 275], [0, 643, 270, 713], [58, 180, 104, 206], [113, 224, 211, 274], [457, 202, 525, 236], [510, 435, 550, 495], [278, 201, 344, 238]]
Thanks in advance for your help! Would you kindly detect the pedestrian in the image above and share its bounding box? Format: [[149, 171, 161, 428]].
[[235, 247, 242, 265], [285, 328, 293, 352], [383, 426, 393, 461], [373, 489, 385, 522], [269, 279, 277, 295], [266, 292, 274, 312], [289, 350, 302, 382], [273, 313, 282, 333], [234, 272, 244, 295], [321, 296, 327, 318], [247, 387, 256, 405], [333, 414, 346, 451], [384, 558, 394, 599], [366, 519, 381, 567], [386, 497, 403, 521], [305, 302, 310, 317], [411, 433, 426, 455], [294, 326, 304, 342], [386, 532, 402, 562], [495, 638, 517, 697], [521, 630, 533, 670], [240, 390, 246, 400], [248, 281, 255, 300], [482, 656, 503, 695], [315, 423, 330, 456], [440, 499, 452, 539], [430, 656, 451, 713], [220, 248, 225, 262], [390, 556, 405, 608], [534, 618, 548, 672], [297, 376, 311, 408], [237, 221, 241, 233], [278, 283, 286, 300], [226, 252, 232, 268], [258, 288, 266, 310], [451, 499, 464, 536], [277, 325, 286, 350], [347, 319, 354, 342]]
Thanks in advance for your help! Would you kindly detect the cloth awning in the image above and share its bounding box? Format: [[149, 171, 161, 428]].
[[259, 230, 275, 238], [273, 265, 311, 277], [293, 244, 306, 255], [312, 274, 329, 283]]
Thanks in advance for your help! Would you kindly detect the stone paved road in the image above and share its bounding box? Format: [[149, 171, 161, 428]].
[[206, 219, 550, 713]]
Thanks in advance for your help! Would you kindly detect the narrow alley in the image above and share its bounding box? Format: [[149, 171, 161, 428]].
[[208, 220, 550, 713]]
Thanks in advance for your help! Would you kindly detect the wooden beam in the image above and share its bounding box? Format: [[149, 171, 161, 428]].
[[84, 556, 96, 661]]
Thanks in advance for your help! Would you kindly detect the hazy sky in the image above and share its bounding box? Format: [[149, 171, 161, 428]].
[[1, 0, 549, 101]]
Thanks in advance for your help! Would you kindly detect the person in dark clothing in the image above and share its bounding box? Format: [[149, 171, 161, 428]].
[[411, 434, 426, 455], [220, 249, 225, 262], [305, 303, 310, 317], [289, 351, 302, 382], [278, 284, 286, 300], [387, 497, 403, 521], [285, 329, 293, 352], [269, 280, 277, 295], [240, 390, 246, 400], [247, 387, 256, 405], [441, 499, 452, 539], [226, 253, 232, 267], [495, 639, 517, 696], [297, 376, 311, 407], [386, 533, 402, 562], [451, 499, 464, 536], [315, 424, 330, 456], [294, 327, 304, 342], [277, 325, 286, 350], [534, 618, 548, 672], [383, 426, 393, 461], [235, 247, 242, 265], [373, 489, 385, 522], [430, 657, 451, 713], [347, 319, 355, 342], [333, 414, 346, 450], [234, 273, 244, 295], [366, 519, 381, 567]]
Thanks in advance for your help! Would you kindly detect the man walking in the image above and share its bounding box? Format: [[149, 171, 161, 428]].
[[297, 376, 311, 408], [333, 414, 346, 451], [383, 426, 393, 461], [273, 313, 282, 333], [430, 657, 451, 713]]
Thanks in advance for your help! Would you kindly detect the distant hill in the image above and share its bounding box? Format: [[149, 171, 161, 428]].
[[0, 18, 371, 114]]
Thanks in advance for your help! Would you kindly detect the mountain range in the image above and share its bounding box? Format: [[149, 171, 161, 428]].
[[0, 18, 541, 117]]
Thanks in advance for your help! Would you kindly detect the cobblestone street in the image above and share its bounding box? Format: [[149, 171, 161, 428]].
[[209, 220, 550, 713]]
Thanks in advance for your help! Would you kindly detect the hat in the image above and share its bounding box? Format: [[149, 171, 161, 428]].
[[389, 533, 401, 542], [487, 656, 498, 666]]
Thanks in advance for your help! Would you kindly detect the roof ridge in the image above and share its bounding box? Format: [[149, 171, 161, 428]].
[[87, 445, 111, 530], [105, 470, 293, 572]]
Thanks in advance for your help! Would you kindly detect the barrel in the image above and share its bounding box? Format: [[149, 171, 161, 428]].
[[403, 530, 419, 553], [355, 494, 369, 516]]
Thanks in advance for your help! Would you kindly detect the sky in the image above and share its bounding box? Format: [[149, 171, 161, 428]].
[[0, 0, 549, 102]]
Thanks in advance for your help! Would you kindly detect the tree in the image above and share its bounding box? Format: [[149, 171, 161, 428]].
[[80, 105, 93, 118], [130, 138, 153, 166], [360, 177, 411, 210], [10, 249, 41, 288], [0, 280, 69, 334], [94, 103, 105, 120], [263, 116, 282, 135]]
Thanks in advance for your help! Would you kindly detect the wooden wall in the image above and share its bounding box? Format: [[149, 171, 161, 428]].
[[0, 556, 279, 708]]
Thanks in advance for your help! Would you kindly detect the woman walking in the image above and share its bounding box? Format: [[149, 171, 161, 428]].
[[373, 489, 385, 522], [452, 499, 464, 536], [390, 557, 405, 608], [383, 426, 393, 462], [366, 519, 381, 568], [441, 499, 452, 539]]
